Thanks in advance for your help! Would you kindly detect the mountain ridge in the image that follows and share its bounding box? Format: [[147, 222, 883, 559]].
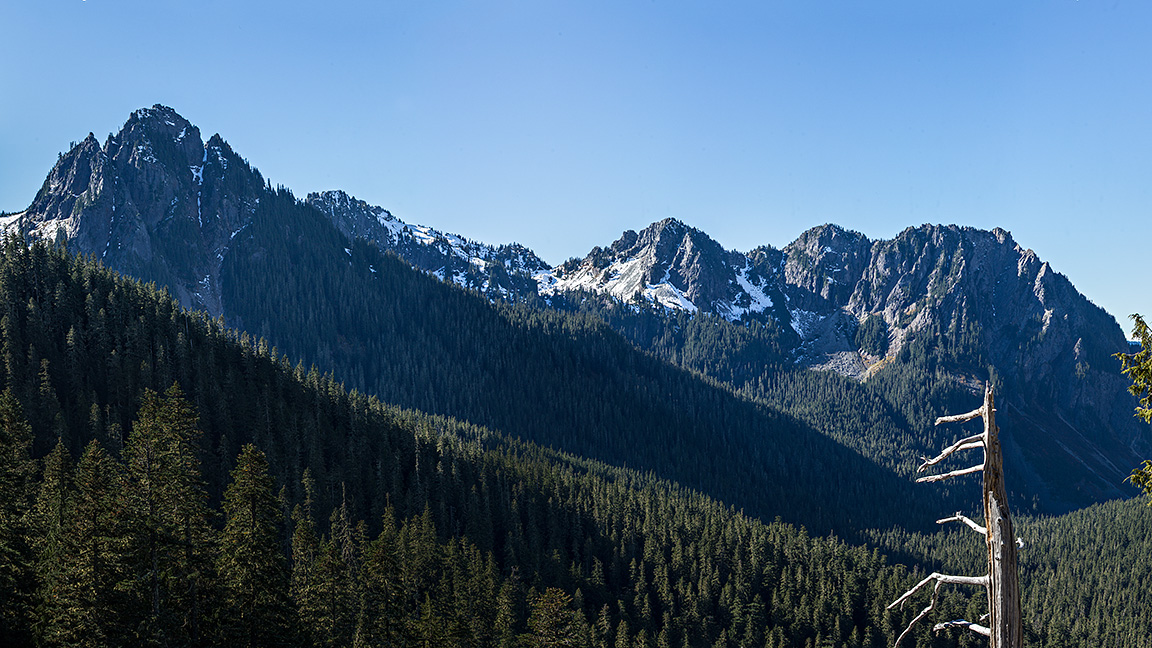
[[8, 104, 1149, 515]]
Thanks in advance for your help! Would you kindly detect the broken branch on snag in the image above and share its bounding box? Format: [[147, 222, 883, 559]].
[[918, 432, 985, 472], [935, 406, 985, 425], [887, 572, 990, 611], [937, 512, 987, 536], [891, 580, 942, 648], [933, 619, 991, 637], [917, 463, 985, 483], [888, 573, 990, 648]]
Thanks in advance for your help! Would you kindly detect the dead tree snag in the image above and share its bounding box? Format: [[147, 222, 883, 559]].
[[887, 385, 1023, 648]]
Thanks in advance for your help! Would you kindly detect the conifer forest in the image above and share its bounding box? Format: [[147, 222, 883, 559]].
[[0, 231, 1148, 648]]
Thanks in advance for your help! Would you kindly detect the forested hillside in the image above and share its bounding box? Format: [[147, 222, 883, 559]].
[[866, 497, 1152, 648], [573, 300, 1125, 515], [1, 232, 1150, 647], [0, 236, 981, 648], [6, 105, 1152, 647], [218, 187, 950, 536]]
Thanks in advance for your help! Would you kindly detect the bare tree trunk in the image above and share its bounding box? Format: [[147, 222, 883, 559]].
[[980, 388, 1023, 648], [887, 385, 1023, 648]]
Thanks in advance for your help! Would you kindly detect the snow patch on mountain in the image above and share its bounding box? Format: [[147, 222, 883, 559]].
[[645, 283, 698, 312], [537, 249, 702, 313], [719, 264, 774, 320], [0, 212, 25, 232], [306, 190, 550, 301]]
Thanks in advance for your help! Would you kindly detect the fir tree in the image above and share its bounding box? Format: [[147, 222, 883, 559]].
[[524, 587, 579, 648], [0, 388, 35, 646], [218, 444, 294, 647], [121, 385, 213, 646], [29, 440, 73, 646], [355, 505, 405, 646], [68, 440, 130, 646]]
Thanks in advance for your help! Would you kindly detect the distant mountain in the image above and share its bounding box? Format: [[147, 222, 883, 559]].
[[305, 189, 549, 300], [9, 105, 265, 315], [8, 104, 1150, 515], [540, 217, 786, 322], [551, 218, 1150, 509]]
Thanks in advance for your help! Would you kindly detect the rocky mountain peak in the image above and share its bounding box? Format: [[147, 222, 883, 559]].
[[10, 106, 264, 316], [303, 190, 549, 300], [116, 104, 205, 170], [782, 224, 871, 309], [544, 216, 778, 318]]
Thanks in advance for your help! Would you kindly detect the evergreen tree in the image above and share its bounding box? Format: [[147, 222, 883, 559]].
[[121, 385, 213, 646], [311, 497, 359, 647], [1119, 314, 1152, 497], [29, 440, 73, 646], [0, 388, 35, 646], [290, 470, 322, 643], [356, 505, 405, 646], [524, 587, 579, 648], [68, 440, 130, 646], [217, 444, 294, 647]]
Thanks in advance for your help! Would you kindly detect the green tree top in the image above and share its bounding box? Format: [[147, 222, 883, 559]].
[[218, 444, 293, 647], [1119, 314, 1152, 498]]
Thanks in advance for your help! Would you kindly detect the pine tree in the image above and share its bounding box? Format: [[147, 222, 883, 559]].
[[29, 440, 73, 646], [290, 470, 322, 642], [356, 505, 406, 646], [524, 587, 579, 648], [217, 444, 294, 647], [68, 440, 129, 646], [121, 385, 213, 645], [0, 388, 35, 646]]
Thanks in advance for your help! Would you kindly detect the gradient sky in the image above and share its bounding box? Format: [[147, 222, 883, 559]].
[[2, 1, 1149, 333]]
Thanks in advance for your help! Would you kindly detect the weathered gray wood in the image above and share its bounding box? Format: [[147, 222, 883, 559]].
[[887, 574, 990, 648], [935, 407, 986, 425], [935, 619, 991, 636], [887, 385, 1023, 648], [981, 388, 1023, 648], [916, 463, 985, 483], [936, 512, 987, 536], [918, 432, 984, 471]]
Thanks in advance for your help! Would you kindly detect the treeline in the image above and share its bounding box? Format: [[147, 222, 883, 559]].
[[553, 298, 991, 517], [1, 383, 947, 648], [3, 221, 1149, 646], [0, 236, 985, 647]]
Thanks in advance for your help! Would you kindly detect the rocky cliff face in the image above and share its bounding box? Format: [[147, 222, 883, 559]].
[[851, 225, 1145, 506], [12, 105, 264, 315], [549, 220, 1150, 508]]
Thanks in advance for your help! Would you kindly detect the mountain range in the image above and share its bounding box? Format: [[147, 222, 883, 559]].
[[5, 104, 1149, 516]]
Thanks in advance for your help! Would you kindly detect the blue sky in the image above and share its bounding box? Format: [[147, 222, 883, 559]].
[[1, 1, 1149, 332]]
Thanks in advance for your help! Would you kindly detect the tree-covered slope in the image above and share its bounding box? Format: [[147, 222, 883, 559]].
[[866, 496, 1152, 648], [3, 235, 1150, 647], [0, 235, 973, 648], [218, 188, 942, 536], [573, 297, 1139, 515]]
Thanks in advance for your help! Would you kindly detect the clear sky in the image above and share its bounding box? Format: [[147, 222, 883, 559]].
[[2, 1, 1149, 332]]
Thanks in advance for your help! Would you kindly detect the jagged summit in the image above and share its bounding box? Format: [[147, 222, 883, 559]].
[[541, 216, 780, 318], [10, 105, 263, 315]]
